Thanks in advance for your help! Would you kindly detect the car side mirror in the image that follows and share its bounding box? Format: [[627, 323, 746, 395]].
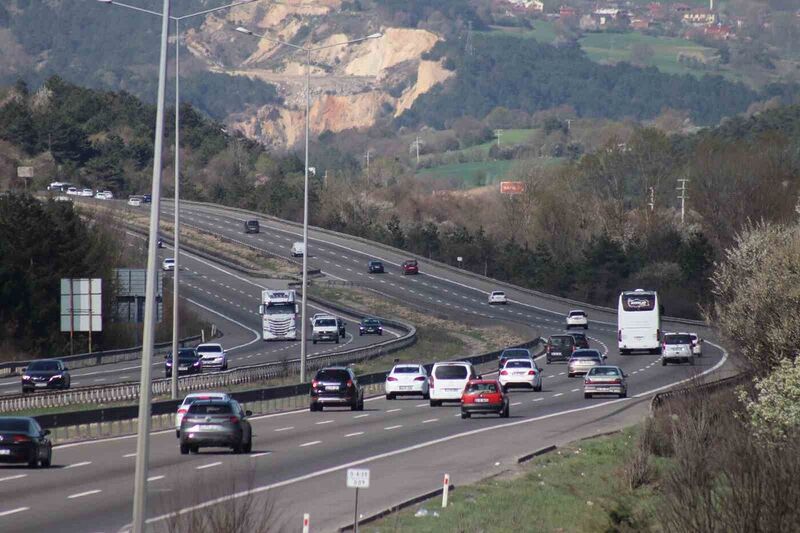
[[475, 374, 482, 380], [245, 410, 252, 417], [43, 429, 51, 436], [63, 367, 69, 371], [21, 367, 26, 373]]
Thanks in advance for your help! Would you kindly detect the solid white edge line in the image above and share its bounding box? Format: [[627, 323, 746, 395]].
[[0, 474, 27, 482], [142, 342, 730, 527], [68, 489, 102, 499], [0, 507, 29, 517], [196, 462, 222, 470]]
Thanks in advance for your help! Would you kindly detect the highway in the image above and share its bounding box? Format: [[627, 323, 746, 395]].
[[0, 200, 730, 532]]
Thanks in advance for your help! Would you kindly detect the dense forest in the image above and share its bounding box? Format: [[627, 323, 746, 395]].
[[399, 34, 799, 127]]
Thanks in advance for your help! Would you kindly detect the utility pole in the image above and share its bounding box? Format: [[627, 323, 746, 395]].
[[364, 149, 372, 185], [410, 136, 423, 165], [648, 186, 655, 212], [677, 178, 689, 224], [465, 20, 474, 56], [494, 129, 503, 148]]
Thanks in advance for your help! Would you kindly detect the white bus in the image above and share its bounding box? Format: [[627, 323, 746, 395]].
[[618, 289, 662, 355]]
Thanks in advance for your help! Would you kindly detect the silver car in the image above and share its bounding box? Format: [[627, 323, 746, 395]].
[[584, 366, 628, 399], [567, 350, 605, 377], [662, 333, 694, 365], [179, 399, 252, 454]]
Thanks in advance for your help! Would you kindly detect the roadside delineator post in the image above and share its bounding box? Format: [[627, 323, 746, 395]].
[[302, 513, 310, 533], [442, 473, 450, 508]]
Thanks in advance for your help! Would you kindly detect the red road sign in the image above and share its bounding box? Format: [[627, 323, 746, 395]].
[[500, 181, 525, 194]]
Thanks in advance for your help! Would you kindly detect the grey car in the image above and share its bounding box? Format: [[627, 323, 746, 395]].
[[179, 399, 253, 454], [584, 366, 628, 399], [662, 333, 694, 366], [567, 350, 605, 377]]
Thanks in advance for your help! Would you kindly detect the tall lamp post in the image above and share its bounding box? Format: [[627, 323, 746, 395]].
[[234, 26, 381, 382], [98, 0, 262, 400]]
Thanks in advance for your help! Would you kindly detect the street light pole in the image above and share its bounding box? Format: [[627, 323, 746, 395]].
[[132, 2, 171, 531], [234, 27, 382, 383]]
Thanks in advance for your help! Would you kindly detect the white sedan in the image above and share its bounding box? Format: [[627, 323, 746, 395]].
[[499, 358, 542, 392], [128, 197, 142, 206], [566, 309, 588, 329], [175, 392, 230, 437], [162, 257, 175, 271], [196, 343, 228, 371], [488, 291, 508, 305], [385, 364, 429, 400]]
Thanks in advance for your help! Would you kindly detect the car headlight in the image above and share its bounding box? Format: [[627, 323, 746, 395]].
[[22, 375, 30, 380], [49, 374, 63, 380], [193, 361, 201, 366], [166, 361, 173, 367]]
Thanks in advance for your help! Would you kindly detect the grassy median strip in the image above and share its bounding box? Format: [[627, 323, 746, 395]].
[[364, 426, 662, 532]]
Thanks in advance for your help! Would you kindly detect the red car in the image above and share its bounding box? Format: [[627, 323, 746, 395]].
[[460, 380, 509, 419], [401, 259, 419, 275]]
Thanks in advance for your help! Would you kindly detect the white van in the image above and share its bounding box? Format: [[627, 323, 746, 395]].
[[291, 241, 305, 257], [428, 361, 478, 407]]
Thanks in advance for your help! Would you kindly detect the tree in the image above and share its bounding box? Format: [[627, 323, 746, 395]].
[[0, 101, 37, 154]]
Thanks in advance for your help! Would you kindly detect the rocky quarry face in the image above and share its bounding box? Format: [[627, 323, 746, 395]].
[[183, 0, 452, 148]]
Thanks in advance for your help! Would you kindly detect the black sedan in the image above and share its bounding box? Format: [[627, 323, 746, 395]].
[[359, 318, 383, 336], [165, 348, 203, 378], [21, 359, 71, 394], [0, 417, 52, 468], [367, 260, 384, 273]]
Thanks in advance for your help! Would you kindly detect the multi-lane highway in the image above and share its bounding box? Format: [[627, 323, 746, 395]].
[[0, 200, 730, 532]]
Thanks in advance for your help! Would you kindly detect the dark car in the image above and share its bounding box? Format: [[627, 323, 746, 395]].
[[0, 417, 52, 467], [157, 237, 165, 248], [368, 260, 384, 273], [21, 359, 71, 394], [142, 194, 152, 203], [460, 380, 509, 419], [165, 348, 203, 378], [337, 318, 346, 338], [359, 318, 383, 336], [546, 334, 577, 364], [244, 220, 260, 234], [568, 332, 590, 349], [309, 367, 364, 411], [401, 259, 419, 275], [498, 348, 533, 370], [179, 399, 252, 454]]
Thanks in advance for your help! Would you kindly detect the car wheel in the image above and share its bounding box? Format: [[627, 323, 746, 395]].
[[502, 406, 510, 418], [386, 393, 394, 400], [535, 384, 542, 392], [312, 340, 317, 344], [243, 438, 252, 454], [357, 400, 364, 411], [180, 443, 189, 455], [546, 358, 551, 364], [501, 385, 508, 393], [27, 454, 39, 468], [190, 446, 199, 454], [584, 393, 592, 399], [583, 325, 588, 330], [461, 411, 470, 419], [430, 400, 441, 407], [176, 430, 180, 438], [359, 332, 363, 336], [662, 359, 667, 366], [41, 448, 52, 468], [309, 402, 318, 412], [620, 392, 627, 398], [567, 373, 573, 378], [335, 338, 339, 344], [422, 392, 430, 399], [689, 358, 694, 366], [378, 332, 382, 336], [232, 443, 243, 454]]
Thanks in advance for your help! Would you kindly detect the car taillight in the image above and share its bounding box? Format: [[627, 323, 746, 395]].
[[546, 346, 551, 353], [656, 329, 660, 341], [612, 378, 622, 384], [177, 408, 187, 415], [618, 330, 622, 342], [229, 416, 239, 424], [312, 379, 319, 388], [528, 370, 536, 375], [346, 380, 354, 388], [387, 377, 398, 382], [500, 370, 508, 375], [429, 376, 434, 388], [585, 378, 593, 384], [12, 435, 31, 443], [414, 376, 426, 381]]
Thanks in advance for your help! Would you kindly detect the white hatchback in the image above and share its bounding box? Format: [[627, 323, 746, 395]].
[[488, 291, 507, 305], [175, 392, 230, 437], [566, 310, 588, 330], [429, 361, 478, 407], [385, 364, 429, 400], [499, 358, 542, 392], [128, 197, 142, 206], [162, 257, 175, 271]]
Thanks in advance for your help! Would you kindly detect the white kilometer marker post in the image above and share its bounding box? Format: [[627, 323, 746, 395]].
[[347, 468, 370, 533], [442, 473, 450, 508], [302, 513, 310, 533]]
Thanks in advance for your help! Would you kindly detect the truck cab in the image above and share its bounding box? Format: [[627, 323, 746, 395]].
[[259, 290, 299, 340]]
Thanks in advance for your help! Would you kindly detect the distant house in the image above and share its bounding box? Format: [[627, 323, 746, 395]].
[[505, 0, 544, 12], [580, 14, 599, 30], [704, 24, 733, 40], [559, 5, 578, 19], [683, 8, 716, 25], [672, 3, 692, 15], [631, 18, 653, 30]]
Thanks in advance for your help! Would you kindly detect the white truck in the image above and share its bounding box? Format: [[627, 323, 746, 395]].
[[259, 290, 299, 341]]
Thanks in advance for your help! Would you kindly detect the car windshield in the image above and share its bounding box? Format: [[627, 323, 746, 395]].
[[434, 365, 468, 379], [622, 294, 656, 312], [501, 349, 531, 359], [505, 360, 532, 368], [363, 319, 380, 326], [404, 261, 417, 266], [183, 395, 224, 406], [549, 336, 574, 347], [27, 361, 60, 371], [573, 355, 602, 361], [198, 346, 222, 353], [188, 403, 233, 414], [176, 349, 196, 358], [316, 369, 350, 382], [370, 261, 381, 266], [664, 335, 692, 345], [316, 319, 336, 327], [466, 383, 498, 393], [589, 367, 621, 377], [570, 311, 586, 317], [392, 366, 421, 374], [266, 303, 294, 315], [492, 292, 505, 296], [0, 419, 30, 432]]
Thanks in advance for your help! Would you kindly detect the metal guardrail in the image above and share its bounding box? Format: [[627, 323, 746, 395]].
[[0, 317, 415, 413], [175, 199, 707, 327], [0, 334, 202, 378], [649, 373, 749, 412]]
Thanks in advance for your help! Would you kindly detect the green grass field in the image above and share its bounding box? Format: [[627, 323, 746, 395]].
[[364, 426, 662, 532], [416, 160, 514, 188]]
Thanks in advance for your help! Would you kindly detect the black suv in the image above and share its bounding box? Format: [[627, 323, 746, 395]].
[[21, 360, 71, 394], [546, 335, 576, 364], [310, 367, 364, 411], [244, 220, 260, 234], [165, 348, 203, 378], [368, 260, 384, 273]]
